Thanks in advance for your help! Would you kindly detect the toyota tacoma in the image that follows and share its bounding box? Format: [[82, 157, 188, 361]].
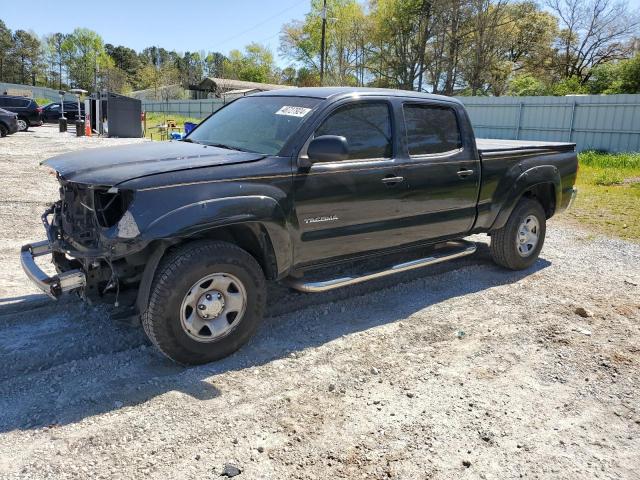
[[22, 87, 578, 364]]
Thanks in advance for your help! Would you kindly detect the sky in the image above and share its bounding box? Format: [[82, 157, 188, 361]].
[[1, 0, 312, 67], [2, 0, 640, 68]]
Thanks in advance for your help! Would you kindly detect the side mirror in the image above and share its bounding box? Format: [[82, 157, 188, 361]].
[[307, 135, 349, 163]]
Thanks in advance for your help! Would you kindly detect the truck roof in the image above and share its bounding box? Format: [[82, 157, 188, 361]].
[[253, 87, 463, 105]]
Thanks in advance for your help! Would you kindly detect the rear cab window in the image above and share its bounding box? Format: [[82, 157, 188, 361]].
[[315, 102, 393, 160], [403, 103, 462, 156]]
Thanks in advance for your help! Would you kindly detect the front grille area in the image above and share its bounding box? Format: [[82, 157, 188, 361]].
[[59, 182, 101, 249]]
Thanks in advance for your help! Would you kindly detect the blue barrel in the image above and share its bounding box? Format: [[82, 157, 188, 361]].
[[184, 122, 197, 135]]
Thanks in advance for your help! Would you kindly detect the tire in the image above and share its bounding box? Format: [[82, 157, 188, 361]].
[[16, 118, 28, 132], [490, 197, 546, 270], [141, 240, 266, 365], [0, 123, 7, 137]]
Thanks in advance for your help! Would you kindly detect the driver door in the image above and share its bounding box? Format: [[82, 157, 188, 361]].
[[292, 100, 408, 267]]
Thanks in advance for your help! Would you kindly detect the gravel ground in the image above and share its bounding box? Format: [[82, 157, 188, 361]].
[[0, 126, 639, 479]]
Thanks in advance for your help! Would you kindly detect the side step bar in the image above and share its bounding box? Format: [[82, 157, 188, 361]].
[[285, 240, 477, 293]]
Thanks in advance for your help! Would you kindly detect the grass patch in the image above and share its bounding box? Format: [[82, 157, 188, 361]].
[[143, 112, 201, 141], [564, 151, 640, 240], [35, 97, 53, 106]]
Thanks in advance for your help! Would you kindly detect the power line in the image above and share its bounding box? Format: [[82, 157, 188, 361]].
[[214, 0, 308, 49]]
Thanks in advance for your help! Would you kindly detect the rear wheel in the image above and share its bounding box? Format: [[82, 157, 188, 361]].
[[142, 240, 266, 365], [16, 118, 28, 132], [490, 197, 546, 270], [0, 123, 7, 137]]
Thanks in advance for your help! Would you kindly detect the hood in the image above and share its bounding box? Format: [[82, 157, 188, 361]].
[[43, 141, 265, 186]]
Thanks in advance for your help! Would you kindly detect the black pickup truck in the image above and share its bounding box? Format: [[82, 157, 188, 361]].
[[22, 87, 578, 364]]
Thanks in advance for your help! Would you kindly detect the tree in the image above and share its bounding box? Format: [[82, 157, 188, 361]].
[[98, 55, 130, 93], [0, 20, 12, 82], [203, 52, 226, 78], [280, 66, 297, 85], [588, 53, 640, 92], [546, 0, 640, 83], [62, 28, 106, 90], [137, 62, 182, 100], [280, 0, 369, 86], [105, 44, 141, 81], [12, 30, 42, 85], [223, 43, 276, 83], [44, 33, 67, 89], [176, 51, 203, 86], [507, 73, 549, 95]]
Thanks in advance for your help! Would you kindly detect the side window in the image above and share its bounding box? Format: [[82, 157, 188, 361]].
[[315, 103, 392, 160], [0, 98, 6, 107], [7, 98, 26, 107], [403, 104, 462, 155]]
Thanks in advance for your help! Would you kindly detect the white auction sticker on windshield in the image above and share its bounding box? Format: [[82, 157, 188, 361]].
[[275, 106, 312, 117]]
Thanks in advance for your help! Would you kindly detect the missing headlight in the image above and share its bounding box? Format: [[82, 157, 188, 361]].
[[94, 189, 134, 228]]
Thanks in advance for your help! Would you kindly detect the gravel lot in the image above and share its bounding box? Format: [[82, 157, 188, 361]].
[[0, 126, 639, 479]]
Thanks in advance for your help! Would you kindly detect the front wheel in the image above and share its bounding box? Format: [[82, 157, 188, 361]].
[[142, 241, 266, 365], [490, 198, 546, 270]]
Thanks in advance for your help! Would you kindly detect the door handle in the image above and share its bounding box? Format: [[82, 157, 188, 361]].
[[457, 169, 474, 178], [381, 176, 404, 185]]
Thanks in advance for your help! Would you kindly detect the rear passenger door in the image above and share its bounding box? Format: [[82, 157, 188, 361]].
[[400, 102, 480, 240]]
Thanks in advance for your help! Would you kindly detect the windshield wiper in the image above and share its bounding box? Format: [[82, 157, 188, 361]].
[[181, 138, 199, 144], [205, 142, 235, 150], [203, 142, 260, 153]]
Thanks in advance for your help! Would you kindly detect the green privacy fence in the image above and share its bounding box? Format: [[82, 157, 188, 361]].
[[141, 93, 640, 152]]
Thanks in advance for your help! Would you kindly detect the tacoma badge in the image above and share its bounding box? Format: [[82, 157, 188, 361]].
[[304, 215, 339, 224]]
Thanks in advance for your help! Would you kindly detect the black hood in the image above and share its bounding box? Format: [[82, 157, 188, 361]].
[[43, 141, 265, 186]]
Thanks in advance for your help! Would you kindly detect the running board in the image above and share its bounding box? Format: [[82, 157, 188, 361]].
[[284, 240, 477, 293]]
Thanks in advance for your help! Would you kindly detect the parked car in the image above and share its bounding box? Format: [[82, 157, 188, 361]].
[[22, 87, 578, 365], [41, 101, 85, 123], [0, 95, 43, 131], [0, 108, 18, 137]]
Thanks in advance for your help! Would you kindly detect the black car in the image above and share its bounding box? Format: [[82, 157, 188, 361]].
[[41, 101, 85, 123], [22, 87, 578, 365], [0, 108, 18, 137], [0, 95, 43, 131]]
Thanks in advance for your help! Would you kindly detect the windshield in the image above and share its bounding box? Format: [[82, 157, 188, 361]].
[[187, 96, 321, 155]]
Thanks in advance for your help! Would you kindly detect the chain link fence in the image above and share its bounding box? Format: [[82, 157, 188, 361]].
[[141, 99, 226, 119]]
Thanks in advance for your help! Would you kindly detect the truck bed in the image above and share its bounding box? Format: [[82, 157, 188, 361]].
[[476, 138, 576, 154]]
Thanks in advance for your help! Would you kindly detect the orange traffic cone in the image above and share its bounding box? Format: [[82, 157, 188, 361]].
[[85, 121, 91, 137]]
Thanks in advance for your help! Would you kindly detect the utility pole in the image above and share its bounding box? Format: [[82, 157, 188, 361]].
[[320, 0, 327, 85]]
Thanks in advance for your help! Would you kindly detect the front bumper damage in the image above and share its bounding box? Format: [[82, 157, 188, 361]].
[[21, 182, 148, 302], [20, 240, 86, 299]]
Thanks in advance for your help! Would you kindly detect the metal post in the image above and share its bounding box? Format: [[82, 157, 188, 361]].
[[320, 0, 327, 85], [568, 100, 577, 142], [516, 102, 523, 140]]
